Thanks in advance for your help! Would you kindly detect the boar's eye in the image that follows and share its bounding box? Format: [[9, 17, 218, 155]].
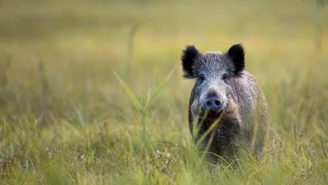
[[222, 73, 229, 82], [198, 74, 206, 84]]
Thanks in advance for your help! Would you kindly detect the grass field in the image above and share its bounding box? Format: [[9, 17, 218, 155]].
[[0, 0, 328, 184]]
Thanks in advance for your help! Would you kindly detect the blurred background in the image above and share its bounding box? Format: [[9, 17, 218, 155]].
[[0, 0, 327, 184], [0, 0, 326, 122]]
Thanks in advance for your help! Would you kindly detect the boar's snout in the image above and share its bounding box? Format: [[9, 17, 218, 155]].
[[200, 90, 226, 114], [204, 97, 222, 112]]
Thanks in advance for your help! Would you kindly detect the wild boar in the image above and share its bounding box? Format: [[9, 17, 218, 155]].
[[181, 44, 269, 163]]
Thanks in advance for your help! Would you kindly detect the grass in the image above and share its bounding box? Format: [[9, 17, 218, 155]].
[[0, 0, 328, 184]]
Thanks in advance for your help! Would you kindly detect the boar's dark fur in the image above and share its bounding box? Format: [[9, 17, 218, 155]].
[[181, 44, 269, 163]]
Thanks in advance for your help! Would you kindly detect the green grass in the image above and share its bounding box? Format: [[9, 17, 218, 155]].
[[0, 0, 328, 184]]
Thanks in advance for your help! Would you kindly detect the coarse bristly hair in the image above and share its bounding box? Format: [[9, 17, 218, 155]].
[[182, 44, 245, 79]]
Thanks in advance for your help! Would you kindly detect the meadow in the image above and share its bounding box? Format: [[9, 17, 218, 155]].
[[0, 0, 327, 184]]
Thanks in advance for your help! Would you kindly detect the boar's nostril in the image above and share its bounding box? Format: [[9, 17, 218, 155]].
[[214, 99, 221, 106], [204, 97, 222, 111]]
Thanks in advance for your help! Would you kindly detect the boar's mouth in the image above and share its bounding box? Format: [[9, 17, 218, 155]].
[[198, 108, 224, 120]]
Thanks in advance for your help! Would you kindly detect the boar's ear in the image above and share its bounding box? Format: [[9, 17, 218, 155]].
[[181, 45, 199, 78], [227, 44, 245, 76]]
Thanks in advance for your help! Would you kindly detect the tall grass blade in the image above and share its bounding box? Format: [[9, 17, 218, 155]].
[[195, 112, 223, 148], [145, 67, 176, 109], [113, 71, 143, 112]]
